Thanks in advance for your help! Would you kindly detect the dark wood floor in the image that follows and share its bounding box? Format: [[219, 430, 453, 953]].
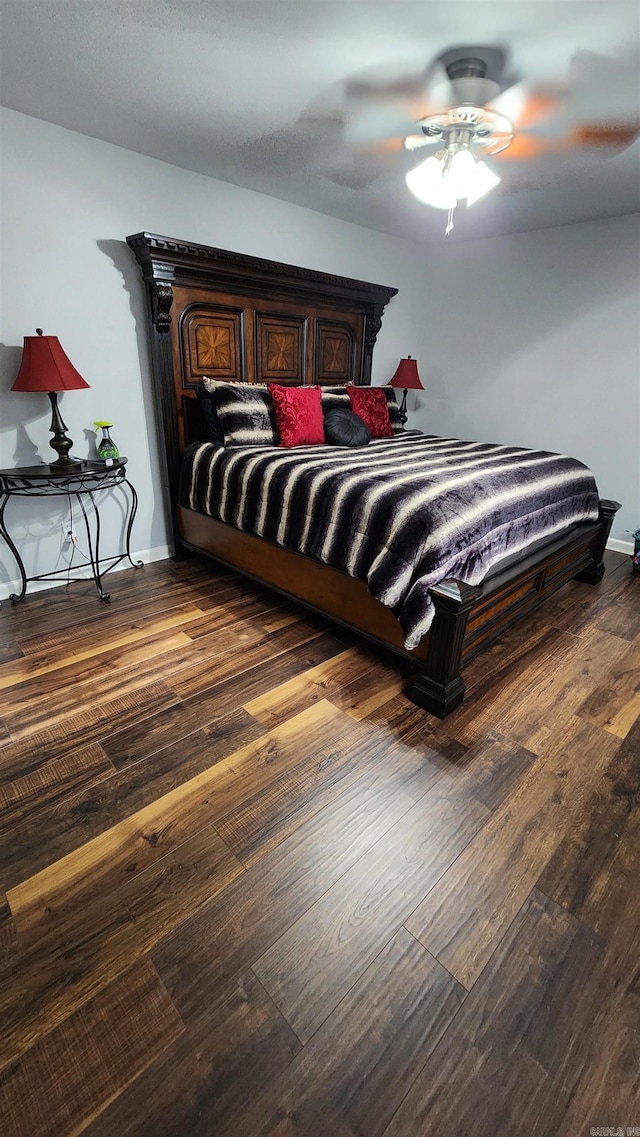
[[0, 551, 638, 1136]]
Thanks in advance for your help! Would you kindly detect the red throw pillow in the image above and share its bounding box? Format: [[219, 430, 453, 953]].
[[269, 384, 325, 447], [347, 386, 393, 438]]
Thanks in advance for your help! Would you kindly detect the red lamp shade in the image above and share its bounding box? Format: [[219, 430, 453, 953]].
[[11, 331, 90, 393], [387, 355, 423, 392], [387, 356, 423, 427]]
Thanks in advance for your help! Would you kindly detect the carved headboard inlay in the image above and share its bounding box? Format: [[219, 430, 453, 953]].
[[127, 232, 398, 515]]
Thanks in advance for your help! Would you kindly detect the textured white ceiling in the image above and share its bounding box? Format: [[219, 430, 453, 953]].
[[1, 0, 639, 242]]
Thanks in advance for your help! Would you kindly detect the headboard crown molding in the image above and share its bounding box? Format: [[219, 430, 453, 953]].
[[126, 232, 398, 310]]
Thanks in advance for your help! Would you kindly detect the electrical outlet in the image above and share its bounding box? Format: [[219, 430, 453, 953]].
[[65, 529, 77, 544]]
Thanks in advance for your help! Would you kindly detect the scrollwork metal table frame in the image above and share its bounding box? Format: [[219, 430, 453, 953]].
[[0, 459, 142, 603]]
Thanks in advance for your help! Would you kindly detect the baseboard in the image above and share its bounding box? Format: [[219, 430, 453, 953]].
[[607, 537, 634, 556], [0, 544, 172, 602]]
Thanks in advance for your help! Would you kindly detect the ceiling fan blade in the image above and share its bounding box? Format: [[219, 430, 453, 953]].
[[491, 134, 559, 162], [299, 59, 453, 154], [494, 120, 639, 163], [487, 81, 562, 131], [569, 122, 640, 151], [343, 103, 426, 147]]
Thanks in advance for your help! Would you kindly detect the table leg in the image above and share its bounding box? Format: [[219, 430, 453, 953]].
[[0, 491, 28, 603], [123, 479, 144, 569], [76, 491, 111, 602]]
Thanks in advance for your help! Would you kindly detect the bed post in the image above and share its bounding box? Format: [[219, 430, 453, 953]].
[[408, 580, 481, 718], [574, 499, 621, 584]]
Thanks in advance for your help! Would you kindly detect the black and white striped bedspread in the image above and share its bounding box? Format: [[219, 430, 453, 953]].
[[179, 433, 600, 649]]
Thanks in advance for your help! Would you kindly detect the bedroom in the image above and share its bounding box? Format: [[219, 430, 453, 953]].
[[0, 1, 639, 1135]]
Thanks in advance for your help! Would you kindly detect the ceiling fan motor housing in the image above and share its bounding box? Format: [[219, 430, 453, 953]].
[[414, 53, 513, 155]]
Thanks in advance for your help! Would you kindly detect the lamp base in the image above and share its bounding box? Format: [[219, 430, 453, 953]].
[[398, 388, 408, 426], [48, 391, 80, 468]]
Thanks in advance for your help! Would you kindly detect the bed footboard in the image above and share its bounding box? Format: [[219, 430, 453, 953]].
[[409, 499, 621, 717]]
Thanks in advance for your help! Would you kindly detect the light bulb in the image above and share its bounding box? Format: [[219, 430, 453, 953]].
[[405, 155, 457, 210], [447, 149, 476, 199], [465, 160, 501, 206]]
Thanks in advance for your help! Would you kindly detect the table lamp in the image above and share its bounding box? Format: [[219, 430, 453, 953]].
[[387, 355, 424, 426], [11, 329, 90, 469]]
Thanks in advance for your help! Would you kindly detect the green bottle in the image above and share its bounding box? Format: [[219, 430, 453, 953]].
[[94, 421, 119, 465]]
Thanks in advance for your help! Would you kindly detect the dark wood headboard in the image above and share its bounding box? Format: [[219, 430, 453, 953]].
[[126, 232, 398, 518]]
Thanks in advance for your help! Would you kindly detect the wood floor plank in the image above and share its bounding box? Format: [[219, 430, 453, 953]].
[[0, 681, 178, 783], [0, 741, 113, 836], [6, 702, 344, 937], [358, 691, 470, 767], [596, 592, 640, 640], [0, 959, 184, 1137], [576, 634, 640, 738], [243, 644, 409, 730], [180, 590, 290, 638], [444, 623, 567, 745], [0, 709, 265, 896], [3, 559, 227, 641], [0, 603, 206, 691], [0, 632, 196, 728], [1, 620, 268, 739], [82, 969, 302, 1137], [537, 714, 640, 929], [252, 782, 489, 1042], [13, 572, 240, 656], [162, 632, 347, 732], [0, 641, 24, 666], [213, 709, 388, 868], [405, 717, 620, 989], [545, 926, 640, 1137], [382, 890, 603, 1137], [0, 897, 18, 964], [0, 607, 218, 703], [449, 624, 628, 753], [0, 825, 242, 1070], [101, 635, 343, 771], [168, 619, 333, 701], [227, 928, 465, 1137], [153, 729, 449, 1026]]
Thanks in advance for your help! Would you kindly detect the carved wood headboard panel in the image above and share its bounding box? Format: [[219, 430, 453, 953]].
[[126, 232, 398, 514]]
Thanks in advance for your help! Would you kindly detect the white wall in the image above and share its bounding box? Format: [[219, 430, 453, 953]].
[[411, 214, 640, 542], [0, 107, 426, 597]]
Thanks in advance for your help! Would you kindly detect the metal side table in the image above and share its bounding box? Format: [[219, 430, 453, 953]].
[[0, 458, 142, 603]]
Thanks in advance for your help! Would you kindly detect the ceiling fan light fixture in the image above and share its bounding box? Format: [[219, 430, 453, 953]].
[[405, 155, 457, 209], [406, 138, 501, 229], [447, 147, 476, 196], [465, 159, 501, 205]]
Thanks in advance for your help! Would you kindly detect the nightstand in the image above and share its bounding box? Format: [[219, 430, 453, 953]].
[[0, 459, 142, 603]]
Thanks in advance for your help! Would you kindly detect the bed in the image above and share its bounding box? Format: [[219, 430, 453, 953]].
[[126, 231, 620, 717]]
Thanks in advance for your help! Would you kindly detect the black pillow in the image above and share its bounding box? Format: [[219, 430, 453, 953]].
[[324, 407, 371, 447], [195, 384, 224, 445]]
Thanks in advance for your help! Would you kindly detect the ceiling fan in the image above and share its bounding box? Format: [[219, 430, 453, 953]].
[[300, 45, 640, 234]]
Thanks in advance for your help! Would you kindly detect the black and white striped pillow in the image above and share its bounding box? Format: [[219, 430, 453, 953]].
[[202, 378, 278, 446], [212, 383, 279, 447], [201, 379, 276, 445], [318, 385, 352, 414], [382, 388, 404, 433]]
